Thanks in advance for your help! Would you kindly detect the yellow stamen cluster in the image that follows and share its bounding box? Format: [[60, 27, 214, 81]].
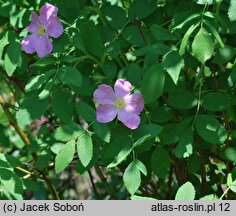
[[115, 99, 125, 109], [37, 25, 46, 36]]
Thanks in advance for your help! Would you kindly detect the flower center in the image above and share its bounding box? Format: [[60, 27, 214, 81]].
[[115, 99, 125, 109], [37, 25, 46, 36]]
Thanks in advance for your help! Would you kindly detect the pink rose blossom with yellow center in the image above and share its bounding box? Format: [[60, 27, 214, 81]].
[[22, 3, 64, 58], [93, 79, 144, 130]]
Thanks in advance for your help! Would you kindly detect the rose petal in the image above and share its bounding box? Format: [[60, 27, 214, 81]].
[[27, 12, 41, 34], [96, 105, 117, 123], [35, 35, 53, 58], [39, 3, 58, 26], [118, 109, 141, 130], [114, 79, 132, 98], [94, 84, 116, 105], [22, 34, 39, 54], [124, 93, 144, 115], [46, 17, 64, 38]]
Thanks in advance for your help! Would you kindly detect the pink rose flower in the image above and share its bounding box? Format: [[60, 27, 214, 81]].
[[94, 79, 144, 130], [22, 3, 64, 58]]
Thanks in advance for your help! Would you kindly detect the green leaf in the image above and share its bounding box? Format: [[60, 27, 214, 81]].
[[194, 0, 216, 5], [103, 5, 127, 30], [107, 145, 133, 169], [77, 75, 92, 96], [175, 181, 196, 200], [54, 0, 85, 20], [102, 61, 117, 80], [202, 92, 233, 111], [102, 134, 131, 165], [0, 153, 20, 170], [220, 147, 236, 162], [72, 29, 85, 52], [38, 81, 53, 100], [188, 153, 201, 174], [10, 8, 30, 28], [53, 123, 82, 142], [50, 143, 64, 154], [133, 124, 163, 140], [128, 0, 156, 19], [135, 159, 147, 176], [228, 0, 236, 21], [174, 127, 193, 159], [132, 44, 170, 57], [75, 101, 96, 122], [77, 20, 105, 58], [36, 153, 52, 170], [151, 25, 179, 41], [30, 56, 57, 67], [179, 22, 200, 55], [58, 67, 82, 88], [214, 45, 236, 64], [168, 89, 197, 110], [55, 140, 75, 173], [130, 195, 156, 200], [200, 194, 218, 200], [227, 173, 233, 186], [122, 25, 148, 47], [25, 70, 56, 92], [203, 66, 212, 77], [192, 28, 214, 63], [76, 139, 100, 174], [133, 135, 152, 148], [123, 160, 141, 195], [0, 2, 16, 18], [172, 13, 200, 31], [151, 147, 170, 178], [16, 94, 48, 127], [141, 64, 165, 103], [195, 115, 227, 145], [228, 65, 236, 87], [227, 173, 236, 193], [60, 55, 78, 63], [77, 130, 93, 167], [150, 106, 171, 123], [53, 34, 68, 53], [0, 31, 10, 59], [93, 122, 111, 143], [126, 63, 143, 86], [204, 19, 224, 48], [231, 167, 236, 181], [0, 168, 24, 199], [52, 90, 74, 123], [160, 117, 193, 145], [163, 51, 184, 84], [4, 41, 21, 76]]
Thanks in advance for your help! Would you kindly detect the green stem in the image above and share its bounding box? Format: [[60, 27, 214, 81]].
[[0, 94, 30, 146], [24, 162, 60, 200], [134, 18, 147, 47], [0, 68, 25, 93], [215, 0, 222, 17], [198, 148, 206, 196], [0, 73, 59, 199], [201, 4, 208, 27], [144, 107, 151, 124], [95, 166, 116, 199], [88, 170, 100, 199], [74, 55, 102, 68], [193, 64, 204, 125], [220, 187, 230, 200], [120, 52, 129, 66], [41, 171, 60, 200], [132, 150, 136, 160]]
